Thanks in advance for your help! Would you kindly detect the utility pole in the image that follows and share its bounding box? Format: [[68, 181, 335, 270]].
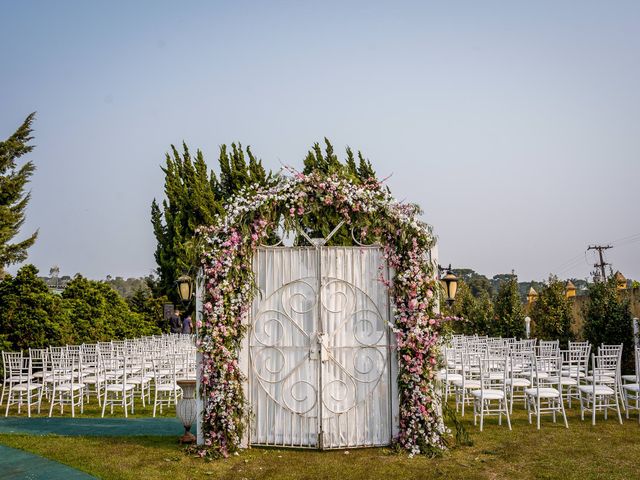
[[587, 245, 612, 282]]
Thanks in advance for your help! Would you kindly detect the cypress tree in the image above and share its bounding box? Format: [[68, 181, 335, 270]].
[[584, 279, 634, 370], [152, 138, 376, 300], [151, 142, 268, 301], [300, 139, 378, 245], [0, 113, 38, 274], [531, 277, 574, 345], [493, 275, 525, 338]]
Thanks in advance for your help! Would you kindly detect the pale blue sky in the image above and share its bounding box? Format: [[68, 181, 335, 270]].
[[2, 1, 639, 281]]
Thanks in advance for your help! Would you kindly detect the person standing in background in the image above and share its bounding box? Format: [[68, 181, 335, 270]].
[[169, 308, 182, 333], [182, 315, 192, 334]]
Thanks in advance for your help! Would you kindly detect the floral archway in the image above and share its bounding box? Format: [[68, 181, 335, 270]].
[[196, 169, 448, 457]]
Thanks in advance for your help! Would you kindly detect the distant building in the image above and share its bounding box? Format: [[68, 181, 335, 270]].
[[565, 280, 577, 298], [39, 275, 72, 294], [614, 271, 627, 290], [527, 287, 538, 304]]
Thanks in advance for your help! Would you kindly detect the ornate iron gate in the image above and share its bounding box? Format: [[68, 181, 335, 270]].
[[248, 245, 393, 448]]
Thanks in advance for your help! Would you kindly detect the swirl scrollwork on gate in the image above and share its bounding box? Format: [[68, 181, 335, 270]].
[[250, 273, 389, 424]]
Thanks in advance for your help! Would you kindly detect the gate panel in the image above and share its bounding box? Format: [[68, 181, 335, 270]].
[[249, 246, 391, 448], [250, 248, 319, 447], [320, 247, 391, 448]]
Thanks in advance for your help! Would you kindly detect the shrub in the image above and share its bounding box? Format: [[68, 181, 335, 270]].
[[583, 278, 634, 371], [0, 265, 72, 350], [0, 265, 160, 351], [531, 277, 574, 346], [127, 286, 170, 332], [493, 275, 525, 338], [448, 280, 494, 335]]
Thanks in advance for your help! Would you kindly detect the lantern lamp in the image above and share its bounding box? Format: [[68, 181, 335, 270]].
[[439, 264, 458, 306], [177, 274, 193, 304]]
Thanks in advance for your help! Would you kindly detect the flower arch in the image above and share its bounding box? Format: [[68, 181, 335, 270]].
[[197, 169, 448, 457]]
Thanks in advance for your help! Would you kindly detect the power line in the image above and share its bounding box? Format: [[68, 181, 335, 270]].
[[554, 253, 585, 272], [546, 232, 640, 279], [556, 256, 588, 276], [609, 231, 640, 245]]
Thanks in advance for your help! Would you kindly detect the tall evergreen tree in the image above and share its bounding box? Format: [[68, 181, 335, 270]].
[[151, 142, 268, 301], [493, 274, 525, 338], [530, 277, 574, 345], [0, 113, 38, 273], [151, 138, 377, 300], [583, 278, 634, 370], [300, 139, 377, 245], [448, 280, 495, 335]]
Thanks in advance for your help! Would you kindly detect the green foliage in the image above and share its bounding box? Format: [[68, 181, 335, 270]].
[[452, 269, 492, 297], [104, 276, 154, 298], [127, 286, 170, 332], [0, 265, 161, 351], [151, 138, 377, 301], [493, 275, 525, 338], [151, 142, 269, 302], [447, 280, 494, 335], [300, 139, 377, 245], [583, 279, 634, 370], [0, 113, 38, 272], [63, 276, 160, 341], [531, 277, 574, 345], [0, 265, 71, 350]]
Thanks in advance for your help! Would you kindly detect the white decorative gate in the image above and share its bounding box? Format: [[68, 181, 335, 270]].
[[248, 245, 394, 448]]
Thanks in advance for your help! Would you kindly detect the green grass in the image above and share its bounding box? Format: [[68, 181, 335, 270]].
[[1, 404, 639, 480]]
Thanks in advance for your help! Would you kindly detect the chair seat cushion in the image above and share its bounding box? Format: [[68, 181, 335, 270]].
[[56, 383, 85, 392], [452, 379, 481, 389], [155, 384, 179, 392], [128, 376, 151, 385], [105, 384, 135, 392], [506, 378, 531, 387], [622, 383, 640, 392], [584, 375, 615, 384], [578, 385, 614, 395], [12, 383, 42, 391], [524, 387, 560, 398], [559, 377, 578, 386], [470, 389, 504, 400]]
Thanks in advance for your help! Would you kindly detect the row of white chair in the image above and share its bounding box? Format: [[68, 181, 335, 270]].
[[1, 334, 196, 418], [439, 336, 640, 430]]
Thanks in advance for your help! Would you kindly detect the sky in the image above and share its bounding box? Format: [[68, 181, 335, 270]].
[[1, 1, 639, 282]]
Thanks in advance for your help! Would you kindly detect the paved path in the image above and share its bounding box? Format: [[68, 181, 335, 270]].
[[0, 444, 97, 480], [0, 417, 182, 436]]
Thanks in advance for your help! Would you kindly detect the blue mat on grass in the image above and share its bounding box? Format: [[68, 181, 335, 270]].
[[0, 417, 182, 437], [0, 444, 97, 479]]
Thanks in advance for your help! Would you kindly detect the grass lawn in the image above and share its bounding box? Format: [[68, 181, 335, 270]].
[[1, 403, 639, 480]]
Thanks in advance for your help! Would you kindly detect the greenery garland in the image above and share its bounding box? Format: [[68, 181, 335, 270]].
[[197, 169, 448, 457]]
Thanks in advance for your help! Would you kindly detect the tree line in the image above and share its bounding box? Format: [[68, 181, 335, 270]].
[[0, 113, 379, 349], [0, 113, 635, 360], [149, 138, 376, 304], [0, 115, 165, 351], [445, 274, 635, 369]]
